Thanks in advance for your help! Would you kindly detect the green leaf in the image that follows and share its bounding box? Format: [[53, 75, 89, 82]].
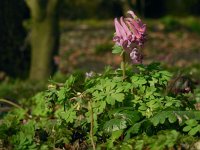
[[116, 87, 124, 93], [185, 119, 198, 127], [12, 108, 27, 120], [32, 93, 48, 116], [65, 75, 76, 86], [111, 109, 142, 125], [103, 118, 127, 133], [55, 108, 76, 123], [188, 125, 200, 136], [125, 122, 142, 139], [110, 129, 123, 140], [139, 104, 147, 111], [137, 65, 146, 71], [138, 86, 146, 94], [183, 126, 192, 132], [159, 116, 166, 124], [150, 112, 169, 126], [111, 93, 124, 102], [131, 76, 147, 87], [168, 114, 177, 123], [138, 78, 147, 85], [57, 87, 66, 102], [159, 70, 172, 79], [112, 45, 123, 54], [149, 77, 158, 86], [106, 96, 115, 105], [98, 101, 106, 113], [131, 76, 139, 82], [150, 111, 200, 127], [135, 139, 144, 150], [107, 129, 123, 148]]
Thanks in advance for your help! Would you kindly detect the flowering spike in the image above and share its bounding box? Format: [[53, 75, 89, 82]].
[[113, 10, 146, 64]]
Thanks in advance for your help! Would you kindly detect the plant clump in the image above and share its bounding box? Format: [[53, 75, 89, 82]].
[[0, 10, 200, 150]]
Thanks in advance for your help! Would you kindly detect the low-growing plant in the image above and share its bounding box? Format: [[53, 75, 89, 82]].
[[1, 10, 200, 150]]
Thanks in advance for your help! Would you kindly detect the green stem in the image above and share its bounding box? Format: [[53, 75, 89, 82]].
[[89, 101, 96, 150], [0, 99, 24, 110], [0, 98, 31, 118], [121, 51, 126, 80]]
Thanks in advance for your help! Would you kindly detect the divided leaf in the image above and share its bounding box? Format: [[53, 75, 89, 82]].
[[112, 45, 123, 54], [103, 118, 127, 133]]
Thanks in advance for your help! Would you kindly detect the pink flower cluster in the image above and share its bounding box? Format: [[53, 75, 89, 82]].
[[113, 10, 146, 63]]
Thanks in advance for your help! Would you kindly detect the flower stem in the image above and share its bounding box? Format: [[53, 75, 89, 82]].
[[121, 51, 126, 80]]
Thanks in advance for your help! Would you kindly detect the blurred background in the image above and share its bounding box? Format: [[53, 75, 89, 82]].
[[0, 0, 200, 99]]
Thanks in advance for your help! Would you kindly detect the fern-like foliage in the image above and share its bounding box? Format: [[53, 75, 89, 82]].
[[150, 111, 200, 126], [0, 63, 199, 149]]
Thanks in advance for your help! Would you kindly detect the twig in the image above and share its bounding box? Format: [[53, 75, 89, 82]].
[[0, 99, 24, 110], [165, 72, 182, 95], [89, 101, 96, 150], [0, 98, 30, 118]]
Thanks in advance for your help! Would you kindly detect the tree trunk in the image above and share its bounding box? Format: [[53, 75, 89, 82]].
[[25, 0, 61, 81], [0, 0, 29, 78]]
